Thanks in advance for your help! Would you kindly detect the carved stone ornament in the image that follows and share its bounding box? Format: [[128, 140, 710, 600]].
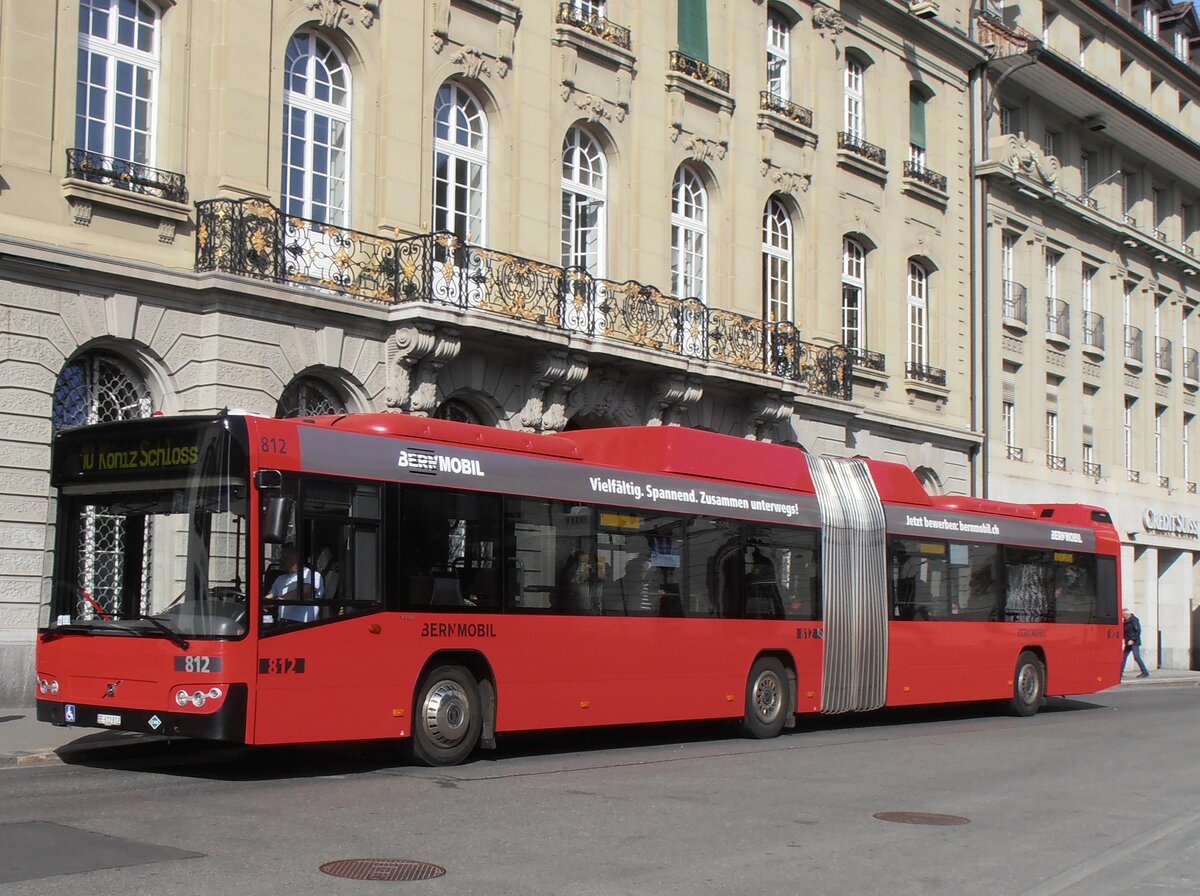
[[684, 135, 728, 163], [431, 0, 449, 52], [301, 0, 378, 30], [452, 47, 491, 80], [760, 160, 811, 194], [387, 323, 461, 415], [561, 85, 628, 123], [812, 4, 845, 54], [997, 133, 1060, 188], [745, 393, 794, 441], [69, 197, 93, 227], [648, 374, 703, 427], [520, 351, 589, 432]]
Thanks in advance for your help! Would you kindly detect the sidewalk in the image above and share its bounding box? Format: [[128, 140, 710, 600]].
[[4, 670, 1198, 769]]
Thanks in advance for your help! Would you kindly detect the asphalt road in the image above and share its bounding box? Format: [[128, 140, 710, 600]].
[[1, 687, 1198, 896]]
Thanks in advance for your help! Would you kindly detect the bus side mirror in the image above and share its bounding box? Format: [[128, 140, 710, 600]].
[[261, 494, 293, 545]]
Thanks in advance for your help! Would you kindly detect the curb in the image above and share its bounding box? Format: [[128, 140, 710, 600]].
[[0, 749, 61, 769]]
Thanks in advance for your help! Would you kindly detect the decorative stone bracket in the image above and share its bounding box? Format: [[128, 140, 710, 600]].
[[745, 393, 794, 441], [521, 350, 589, 432], [648, 374, 703, 426], [387, 323, 461, 415]]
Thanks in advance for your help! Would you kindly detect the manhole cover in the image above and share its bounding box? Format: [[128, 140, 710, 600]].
[[873, 811, 970, 826], [319, 859, 447, 881]]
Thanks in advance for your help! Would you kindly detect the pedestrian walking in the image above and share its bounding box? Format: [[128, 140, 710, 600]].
[[1122, 608, 1150, 678]]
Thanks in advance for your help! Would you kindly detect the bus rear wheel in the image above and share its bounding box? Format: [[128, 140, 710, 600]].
[[742, 657, 788, 739], [413, 665, 482, 767], [1010, 651, 1045, 717]]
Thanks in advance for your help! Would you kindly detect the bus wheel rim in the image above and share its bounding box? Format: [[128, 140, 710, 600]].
[[1017, 665, 1039, 703], [753, 672, 782, 722], [422, 680, 471, 748]]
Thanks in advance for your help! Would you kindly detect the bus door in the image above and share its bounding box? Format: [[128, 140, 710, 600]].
[[253, 476, 398, 744]]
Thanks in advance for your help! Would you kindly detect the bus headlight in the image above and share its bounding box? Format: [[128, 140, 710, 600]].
[[178, 687, 223, 708]]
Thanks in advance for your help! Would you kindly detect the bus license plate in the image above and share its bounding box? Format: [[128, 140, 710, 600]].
[[96, 713, 121, 727]]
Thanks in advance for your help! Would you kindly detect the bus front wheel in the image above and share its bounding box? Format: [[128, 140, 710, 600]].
[[742, 657, 788, 739], [413, 666, 482, 766], [1010, 651, 1045, 717]]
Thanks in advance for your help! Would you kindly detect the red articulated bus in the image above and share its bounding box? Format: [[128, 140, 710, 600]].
[[36, 411, 1123, 765]]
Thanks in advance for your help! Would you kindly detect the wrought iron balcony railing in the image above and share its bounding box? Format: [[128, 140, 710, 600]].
[[1007, 445, 1024, 461], [1082, 311, 1104, 351], [1159, 475, 1170, 489], [1083, 461, 1102, 478], [1156, 336, 1173, 373], [837, 132, 887, 166], [1002, 281, 1028, 323], [1186, 347, 1199, 382], [66, 148, 188, 204], [902, 161, 948, 192], [905, 361, 947, 386], [1125, 325, 1144, 362], [1154, 229, 1168, 243], [194, 198, 853, 399], [1186, 244, 1196, 257], [1069, 192, 1098, 210], [668, 51, 730, 92], [1047, 454, 1067, 471], [1046, 298, 1070, 340], [556, 2, 631, 50], [759, 91, 813, 128], [848, 347, 886, 371], [1123, 213, 1137, 227], [1189, 481, 1197, 494], [1128, 469, 1142, 483]]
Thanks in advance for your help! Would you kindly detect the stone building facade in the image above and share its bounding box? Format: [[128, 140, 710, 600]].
[[0, 0, 984, 703], [977, 0, 1200, 670]]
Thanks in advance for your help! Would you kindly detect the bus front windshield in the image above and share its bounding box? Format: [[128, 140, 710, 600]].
[[45, 423, 250, 641]]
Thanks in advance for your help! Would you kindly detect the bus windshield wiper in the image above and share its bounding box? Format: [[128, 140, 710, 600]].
[[140, 615, 190, 650]]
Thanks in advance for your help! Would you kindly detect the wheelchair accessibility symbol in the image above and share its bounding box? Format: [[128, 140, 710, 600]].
[[64, 704, 76, 723]]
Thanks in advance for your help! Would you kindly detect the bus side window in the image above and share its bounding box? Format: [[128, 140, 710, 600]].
[[401, 485, 500, 611]]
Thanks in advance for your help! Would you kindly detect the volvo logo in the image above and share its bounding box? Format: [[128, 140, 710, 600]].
[[103, 681, 121, 699]]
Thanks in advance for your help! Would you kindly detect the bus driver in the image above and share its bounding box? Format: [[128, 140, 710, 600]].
[[265, 542, 324, 623]]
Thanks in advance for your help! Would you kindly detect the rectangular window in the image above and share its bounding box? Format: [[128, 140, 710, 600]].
[[1125, 397, 1135, 471], [1185, 413, 1193, 484], [400, 485, 502, 612], [1046, 411, 1059, 457], [891, 538, 1002, 622], [678, 0, 709, 61], [1155, 405, 1166, 478], [1043, 130, 1059, 159], [1003, 400, 1016, 449]]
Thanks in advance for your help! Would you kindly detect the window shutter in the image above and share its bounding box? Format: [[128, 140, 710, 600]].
[[909, 90, 927, 150], [678, 0, 709, 61]]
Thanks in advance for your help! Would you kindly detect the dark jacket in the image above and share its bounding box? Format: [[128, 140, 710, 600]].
[[1123, 613, 1142, 645]]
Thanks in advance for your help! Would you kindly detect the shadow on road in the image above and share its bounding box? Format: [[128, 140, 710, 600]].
[[52, 695, 1106, 781]]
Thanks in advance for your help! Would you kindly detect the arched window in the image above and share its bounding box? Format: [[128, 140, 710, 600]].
[[76, 0, 161, 166], [433, 82, 488, 243], [844, 55, 865, 138], [53, 351, 153, 619], [276, 376, 347, 418], [907, 260, 929, 369], [671, 165, 708, 302], [281, 32, 351, 226], [766, 9, 791, 100], [561, 127, 607, 277], [762, 198, 792, 324], [434, 398, 483, 425], [53, 351, 152, 431], [841, 238, 866, 350]]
